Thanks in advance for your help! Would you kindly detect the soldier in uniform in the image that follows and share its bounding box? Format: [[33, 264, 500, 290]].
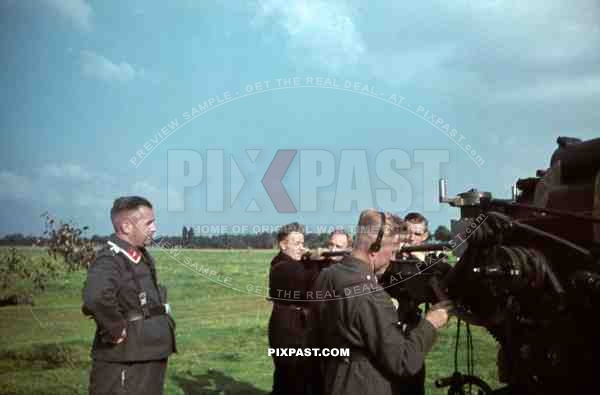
[[327, 229, 353, 251], [82, 196, 176, 395], [310, 209, 451, 395], [403, 212, 430, 261], [393, 212, 435, 395], [325, 229, 353, 262], [268, 222, 321, 395]]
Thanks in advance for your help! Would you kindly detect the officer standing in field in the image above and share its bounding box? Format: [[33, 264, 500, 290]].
[[311, 209, 451, 395], [82, 196, 176, 395]]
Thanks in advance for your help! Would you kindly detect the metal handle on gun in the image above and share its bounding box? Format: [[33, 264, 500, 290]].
[[428, 277, 460, 317], [428, 277, 452, 308], [428, 277, 486, 326]]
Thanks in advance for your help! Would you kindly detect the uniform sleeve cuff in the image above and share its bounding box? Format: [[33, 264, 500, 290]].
[[416, 318, 438, 352]]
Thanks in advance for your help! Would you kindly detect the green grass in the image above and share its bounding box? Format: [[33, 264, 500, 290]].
[[0, 247, 501, 394]]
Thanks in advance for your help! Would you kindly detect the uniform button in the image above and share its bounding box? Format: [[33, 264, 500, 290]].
[[366, 275, 371, 280]]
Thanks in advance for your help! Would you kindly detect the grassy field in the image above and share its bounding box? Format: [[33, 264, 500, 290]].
[[0, 247, 502, 394]]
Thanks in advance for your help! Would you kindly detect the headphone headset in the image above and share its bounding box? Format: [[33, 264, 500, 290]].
[[368, 210, 386, 253]]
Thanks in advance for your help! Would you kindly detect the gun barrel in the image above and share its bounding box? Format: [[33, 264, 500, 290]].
[[400, 242, 453, 253], [320, 249, 352, 257]]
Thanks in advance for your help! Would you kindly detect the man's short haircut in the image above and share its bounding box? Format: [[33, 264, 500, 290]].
[[329, 229, 353, 247], [110, 196, 153, 230], [404, 212, 429, 229], [277, 222, 305, 242], [355, 209, 405, 249]]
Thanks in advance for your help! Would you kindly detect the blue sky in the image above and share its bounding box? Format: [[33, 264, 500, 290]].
[[1, 0, 599, 237]]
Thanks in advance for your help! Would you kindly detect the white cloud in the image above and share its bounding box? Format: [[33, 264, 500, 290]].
[[465, 1, 600, 60], [250, 0, 600, 102], [253, 0, 366, 72], [41, 0, 93, 32], [424, 0, 600, 100], [80, 50, 143, 83], [0, 165, 186, 235], [31, 163, 116, 209], [493, 74, 600, 102]]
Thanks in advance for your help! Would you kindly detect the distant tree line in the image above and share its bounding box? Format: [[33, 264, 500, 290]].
[[0, 233, 114, 247], [1, 225, 453, 249], [0, 212, 453, 307]]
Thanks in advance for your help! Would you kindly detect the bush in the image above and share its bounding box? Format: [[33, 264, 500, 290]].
[[39, 212, 97, 271], [0, 212, 98, 306], [0, 248, 61, 306]]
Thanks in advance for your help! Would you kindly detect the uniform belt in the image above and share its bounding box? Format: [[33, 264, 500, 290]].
[[126, 304, 170, 322], [266, 297, 309, 306], [272, 302, 308, 311]]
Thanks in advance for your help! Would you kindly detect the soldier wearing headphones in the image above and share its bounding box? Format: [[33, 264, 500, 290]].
[[309, 208, 452, 395]]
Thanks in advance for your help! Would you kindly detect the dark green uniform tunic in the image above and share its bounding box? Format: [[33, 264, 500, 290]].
[[268, 251, 322, 395], [311, 255, 438, 395], [82, 236, 176, 395]]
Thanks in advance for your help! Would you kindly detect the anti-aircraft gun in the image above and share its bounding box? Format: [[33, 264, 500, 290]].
[[379, 242, 454, 328], [434, 136, 600, 394]]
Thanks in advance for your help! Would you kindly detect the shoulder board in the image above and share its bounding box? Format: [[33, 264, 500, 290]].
[[94, 245, 118, 259], [107, 241, 142, 264]]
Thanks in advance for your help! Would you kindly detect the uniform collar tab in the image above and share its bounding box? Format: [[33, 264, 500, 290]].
[[107, 240, 142, 264]]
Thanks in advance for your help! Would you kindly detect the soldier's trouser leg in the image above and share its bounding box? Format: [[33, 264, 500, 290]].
[[271, 361, 284, 395], [271, 357, 291, 395], [89, 359, 168, 395], [271, 356, 312, 395], [392, 363, 425, 395]]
